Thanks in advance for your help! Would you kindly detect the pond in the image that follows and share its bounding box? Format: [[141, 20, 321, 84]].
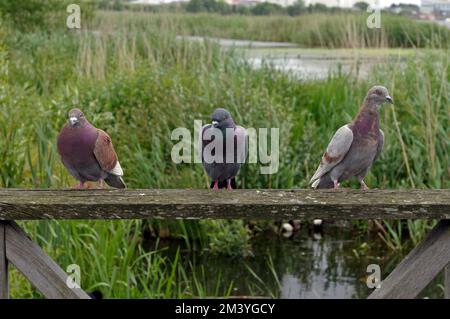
[[162, 36, 442, 298], [148, 223, 445, 299], [178, 36, 412, 80]]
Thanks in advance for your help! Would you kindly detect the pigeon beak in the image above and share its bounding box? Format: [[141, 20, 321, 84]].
[[386, 95, 393, 104], [69, 117, 79, 126], [212, 120, 219, 128]]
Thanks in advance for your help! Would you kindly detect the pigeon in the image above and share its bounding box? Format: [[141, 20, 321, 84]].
[[57, 108, 126, 189], [199, 108, 247, 190], [310, 86, 392, 189]]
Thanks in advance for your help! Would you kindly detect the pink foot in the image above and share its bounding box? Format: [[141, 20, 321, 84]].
[[72, 182, 84, 189], [360, 181, 369, 190], [333, 180, 340, 189], [99, 180, 104, 189], [212, 181, 219, 190], [226, 179, 233, 191]]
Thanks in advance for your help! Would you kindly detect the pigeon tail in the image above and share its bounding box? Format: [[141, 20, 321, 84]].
[[104, 174, 126, 189], [312, 174, 334, 189]]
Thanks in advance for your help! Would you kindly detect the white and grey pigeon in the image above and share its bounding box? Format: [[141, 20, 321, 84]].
[[310, 86, 392, 189], [199, 108, 247, 190]]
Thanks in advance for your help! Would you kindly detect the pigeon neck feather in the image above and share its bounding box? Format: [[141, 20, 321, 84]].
[[221, 118, 236, 130], [353, 101, 380, 135]]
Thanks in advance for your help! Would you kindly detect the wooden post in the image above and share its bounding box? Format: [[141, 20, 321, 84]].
[[445, 264, 450, 299], [0, 221, 8, 299], [1, 189, 450, 299], [369, 220, 450, 299], [4, 221, 90, 299]]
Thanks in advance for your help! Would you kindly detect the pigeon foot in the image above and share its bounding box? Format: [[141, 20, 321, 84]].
[[226, 179, 233, 191], [212, 181, 219, 190], [73, 182, 85, 189], [98, 180, 104, 189], [360, 181, 369, 190], [333, 181, 340, 189]]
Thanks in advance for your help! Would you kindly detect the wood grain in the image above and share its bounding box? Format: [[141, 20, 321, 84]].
[[4, 221, 90, 299], [368, 220, 450, 299], [0, 189, 449, 220], [0, 222, 8, 299]]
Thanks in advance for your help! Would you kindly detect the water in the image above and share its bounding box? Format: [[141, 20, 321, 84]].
[[166, 36, 441, 298], [178, 35, 409, 80], [148, 223, 444, 299], [177, 36, 298, 48]]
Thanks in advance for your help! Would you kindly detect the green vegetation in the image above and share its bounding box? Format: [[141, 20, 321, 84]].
[[95, 11, 450, 48], [0, 10, 448, 298], [0, 0, 95, 31]]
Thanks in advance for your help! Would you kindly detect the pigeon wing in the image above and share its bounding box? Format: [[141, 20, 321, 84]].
[[373, 129, 384, 162], [93, 129, 122, 176], [235, 125, 248, 163], [310, 124, 353, 184]]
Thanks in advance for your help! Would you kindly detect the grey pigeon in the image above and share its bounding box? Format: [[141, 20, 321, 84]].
[[199, 108, 247, 190], [310, 86, 392, 189], [57, 108, 126, 189]]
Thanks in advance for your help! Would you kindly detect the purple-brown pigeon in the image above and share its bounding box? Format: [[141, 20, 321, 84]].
[[199, 108, 247, 190], [57, 108, 126, 189], [310, 86, 392, 189]]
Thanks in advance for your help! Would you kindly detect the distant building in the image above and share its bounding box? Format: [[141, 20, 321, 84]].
[[304, 1, 420, 8], [419, 0, 450, 20], [130, 0, 189, 4], [223, 0, 297, 6]]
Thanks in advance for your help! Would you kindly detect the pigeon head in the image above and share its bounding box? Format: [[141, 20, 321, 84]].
[[68, 108, 87, 127], [365, 86, 393, 108], [211, 108, 235, 129]]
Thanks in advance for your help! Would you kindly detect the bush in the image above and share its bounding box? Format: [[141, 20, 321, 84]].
[[0, 0, 95, 32], [251, 3, 285, 16]]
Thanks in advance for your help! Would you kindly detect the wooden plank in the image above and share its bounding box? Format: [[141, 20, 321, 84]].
[[368, 220, 450, 299], [445, 264, 450, 299], [0, 222, 8, 299], [0, 189, 449, 220], [4, 221, 90, 299]]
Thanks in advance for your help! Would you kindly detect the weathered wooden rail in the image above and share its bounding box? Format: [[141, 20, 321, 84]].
[[0, 189, 449, 299]]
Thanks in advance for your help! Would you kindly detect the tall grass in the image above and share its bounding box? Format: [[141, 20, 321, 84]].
[[94, 11, 450, 48], [0, 12, 449, 297]]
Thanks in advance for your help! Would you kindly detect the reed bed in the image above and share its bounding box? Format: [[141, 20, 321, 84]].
[[0, 12, 448, 297]]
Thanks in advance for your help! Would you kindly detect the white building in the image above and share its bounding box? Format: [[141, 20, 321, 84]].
[[223, 0, 297, 5], [303, 0, 421, 8], [421, 0, 450, 14]]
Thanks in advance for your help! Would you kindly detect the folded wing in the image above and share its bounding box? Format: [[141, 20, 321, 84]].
[[310, 124, 353, 184], [93, 129, 123, 176]]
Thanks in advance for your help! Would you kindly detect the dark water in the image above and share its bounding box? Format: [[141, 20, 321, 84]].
[[149, 223, 445, 299]]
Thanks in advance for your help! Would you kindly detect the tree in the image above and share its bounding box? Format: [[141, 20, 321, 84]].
[[353, 1, 369, 11], [186, 0, 206, 13], [251, 2, 285, 16], [186, 0, 231, 14], [308, 3, 328, 13], [287, 0, 305, 16]]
